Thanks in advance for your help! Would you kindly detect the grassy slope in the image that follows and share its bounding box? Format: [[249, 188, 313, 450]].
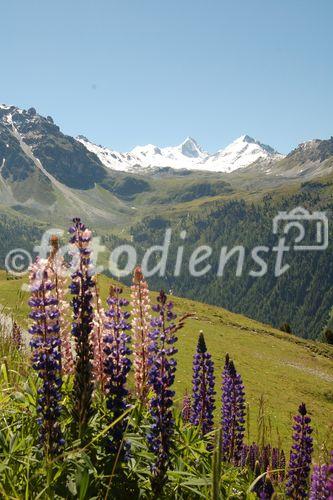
[[0, 270, 332, 452]]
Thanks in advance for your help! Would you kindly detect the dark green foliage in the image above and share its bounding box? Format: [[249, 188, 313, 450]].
[[0, 211, 45, 268], [130, 189, 333, 340], [101, 175, 151, 198], [197, 330, 207, 353], [280, 323, 292, 334], [325, 329, 333, 345]]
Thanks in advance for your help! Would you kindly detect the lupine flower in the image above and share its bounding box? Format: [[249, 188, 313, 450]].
[[12, 321, 22, 350], [221, 355, 246, 464], [48, 235, 74, 375], [29, 258, 64, 457], [147, 290, 183, 495], [279, 449, 286, 481], [91, 279, 107, 391], [130, 266, 151, 404], [241, 442, 285, 479], [68, 218, 95, 439], [310, 464, 329, 500], [258, 467, 275, 500], [271, 447, 279, 471], [271, 447, 286, 481], [182, 391, 191, 423], [246, 443, 260, 471], [286, 403, 313, 498], [103, 285, 131, 458], [190, 331, 215, 437], [326, 451, 333, 499], [261, 444, 271, 472]]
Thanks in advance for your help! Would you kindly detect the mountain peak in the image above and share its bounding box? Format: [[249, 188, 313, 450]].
[[241, 134, 256, 143], [231, 134, 278, 155], [180, 136, 204, 158], [181, 136, 198, 146]]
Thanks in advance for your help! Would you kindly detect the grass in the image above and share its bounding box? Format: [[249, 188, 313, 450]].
[[0, 269, 332, 454]]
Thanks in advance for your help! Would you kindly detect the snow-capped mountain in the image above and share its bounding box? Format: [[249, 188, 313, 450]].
[[77, 134, 283, 173], [77, 136, 209, 172], [201, 135, 284, 173]]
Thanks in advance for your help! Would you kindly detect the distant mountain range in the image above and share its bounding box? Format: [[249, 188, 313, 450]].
[[1, 101, 333, 228], [1, 103, 333, 339], [77, 134, 284, 173], [1, 103, 333, 183]]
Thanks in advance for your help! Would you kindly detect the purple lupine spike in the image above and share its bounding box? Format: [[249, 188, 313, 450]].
[[271, 447, 285, 481], [240, 444, 249, 467], [181, 391, 191, 423], [147, 290, 182, 496], [271, 447, 279, 470], [259, 467, 275, 500], [326, 451, 333, 499], [190, 331, 215, 437], [261, 444, 271, 473], [103, 285, 132, 459], [221, 355, 246, 464], [29, 258, 64, 457], [69, 218, 95, 439], [286, 403, 313, 498], [248, 443, 260, 471], [310, 464, 329, 500]]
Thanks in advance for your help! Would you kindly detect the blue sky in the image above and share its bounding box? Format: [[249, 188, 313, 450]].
[[1, 0, 332, 153]]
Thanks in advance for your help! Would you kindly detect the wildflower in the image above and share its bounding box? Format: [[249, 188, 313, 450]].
[[190, 331, 215, 436], [130, 266, 151, 404], [310, 464, 329, 500], [147, 290, 183, 495], [221, 355, 246, 464], [247, 443, 260, 471], [29, 258, 64, 457], [271, 447, 286, 481], [286, 403, 313, 498], [103, 285, 131, 458], [259, 467, 275, 499], [69, 218, 95, 439], [48, 235, 73, 375], [91, 279, 107, 390], [326, 451, 333, 498]]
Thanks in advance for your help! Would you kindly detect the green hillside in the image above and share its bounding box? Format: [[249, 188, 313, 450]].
[[126, 179, 333, 340], [1, 270, 332, 453]]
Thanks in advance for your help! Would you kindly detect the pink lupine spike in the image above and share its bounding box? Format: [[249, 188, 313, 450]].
[[91, 279, 107, 391], [130, 266, 151, 404], [48, 235, 74, 375]]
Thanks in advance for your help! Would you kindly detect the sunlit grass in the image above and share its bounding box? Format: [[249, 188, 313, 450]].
[[0, 269, 332, 452]]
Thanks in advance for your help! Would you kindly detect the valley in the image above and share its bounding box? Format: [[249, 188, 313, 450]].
[[1, 104, 333, 341]]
